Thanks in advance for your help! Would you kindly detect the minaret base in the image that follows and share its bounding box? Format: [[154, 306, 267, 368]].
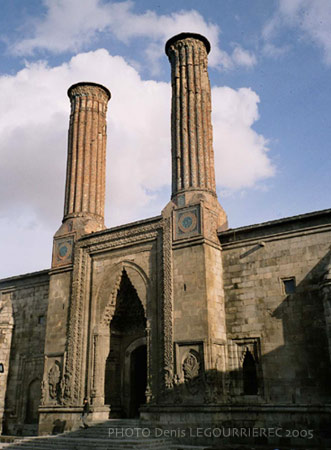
[[163, 190, 228, 241], [54, 214, 105, 239]]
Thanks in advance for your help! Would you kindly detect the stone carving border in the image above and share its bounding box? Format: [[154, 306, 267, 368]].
[[101, 270, 122, 327], [79, 221, 161, 252], [162, 216, 174, 393], [99, 260, 149, 327], [62, 245, 89, 404]]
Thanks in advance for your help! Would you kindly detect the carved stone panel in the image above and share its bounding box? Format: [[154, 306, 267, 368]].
[[173, 205, 201, 241], [52, 235, 74, 267], [41, 355, 64, 406], [174, 341, 204, 402]]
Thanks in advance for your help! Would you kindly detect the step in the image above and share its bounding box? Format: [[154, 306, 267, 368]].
[[3, 436, 172, 450], [0, 444, 208, 450]]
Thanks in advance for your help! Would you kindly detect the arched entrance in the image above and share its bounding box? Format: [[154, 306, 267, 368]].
[[25, 379, 41, 424], [243, 350, 258, 395], [104, 269, 147, 418]]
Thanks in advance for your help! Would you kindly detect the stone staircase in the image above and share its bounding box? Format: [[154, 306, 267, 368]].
[[0, 419, 209, 450], [1, 420, 329, 449]]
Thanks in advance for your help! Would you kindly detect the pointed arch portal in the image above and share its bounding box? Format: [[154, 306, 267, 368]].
[[103, 269, 147, 418]]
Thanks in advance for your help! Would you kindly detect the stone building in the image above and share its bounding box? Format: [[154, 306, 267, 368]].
[[0, 32, 330, 443]]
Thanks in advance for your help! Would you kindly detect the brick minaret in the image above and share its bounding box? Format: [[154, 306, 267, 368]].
[[161, 34, 228, 393], [62, 82, 110, 235], [165, 32, 227, 228], [52, 82, 110, 267]]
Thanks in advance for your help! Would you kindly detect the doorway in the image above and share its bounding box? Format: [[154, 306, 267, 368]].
[[129, 345, 147, 417], [25, 379, 41, 424]]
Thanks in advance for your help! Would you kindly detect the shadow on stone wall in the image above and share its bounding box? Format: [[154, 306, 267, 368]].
[[1, 251, 331, 448]]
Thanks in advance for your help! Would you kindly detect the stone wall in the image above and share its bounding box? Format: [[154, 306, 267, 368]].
[[0, 270, 49, 435], [142, 210, 331, 446], [220, 209, 331, 407]]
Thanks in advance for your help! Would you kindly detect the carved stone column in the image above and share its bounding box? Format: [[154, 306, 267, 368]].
[[91, 326, 110, 409], [60, 82, 111, 237], [166, 34, 216, 196]]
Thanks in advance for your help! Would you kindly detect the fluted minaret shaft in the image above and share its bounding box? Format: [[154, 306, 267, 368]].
[[166, 33, 216, 197], [64, 82, 110, 223]]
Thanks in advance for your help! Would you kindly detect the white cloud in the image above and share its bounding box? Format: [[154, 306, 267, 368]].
[[11, 0, 255, 71], [263, 0, 331, 64], [262, 42, 290, 59], [213, 87, 274, 190], [12, 0, 115, 55], [0, 49, 171, 229], [231, 45, 257, 68], [0, 49, 273, 277]]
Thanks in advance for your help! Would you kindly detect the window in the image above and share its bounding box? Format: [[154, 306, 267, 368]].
[[282, 277, 296, 295], [38, 315, 46, 325]]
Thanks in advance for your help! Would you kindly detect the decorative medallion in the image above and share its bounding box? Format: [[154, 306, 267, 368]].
[[178, 212, 197, 233], [174, 205, 201, 240], [52, 235, 74, 267]]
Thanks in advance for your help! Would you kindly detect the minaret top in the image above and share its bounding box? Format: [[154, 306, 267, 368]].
[[165, 32, 211, 55], [68, 81, 111, 100]]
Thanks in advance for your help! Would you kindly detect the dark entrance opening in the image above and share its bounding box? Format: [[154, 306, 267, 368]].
[[25, 379, 41, 424], [130, 345, 147, 417], [243, 350, 258, 395]]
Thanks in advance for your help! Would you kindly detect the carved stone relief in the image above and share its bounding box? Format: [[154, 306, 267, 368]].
[[182, 350, 202, 395], [41, 355, 64, 405], [48, 363, 61, 400], [162, 217, 174, 397], [173, 342, 204, 402]]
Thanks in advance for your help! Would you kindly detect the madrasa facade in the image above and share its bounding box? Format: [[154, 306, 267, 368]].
[[0, 32, 330, 439]]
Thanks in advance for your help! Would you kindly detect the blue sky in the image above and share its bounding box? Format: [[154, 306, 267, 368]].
[[0, 0, 330, 278]]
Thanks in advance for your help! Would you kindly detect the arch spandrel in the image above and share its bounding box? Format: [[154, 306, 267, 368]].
[[96, 260, 150, 327]]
